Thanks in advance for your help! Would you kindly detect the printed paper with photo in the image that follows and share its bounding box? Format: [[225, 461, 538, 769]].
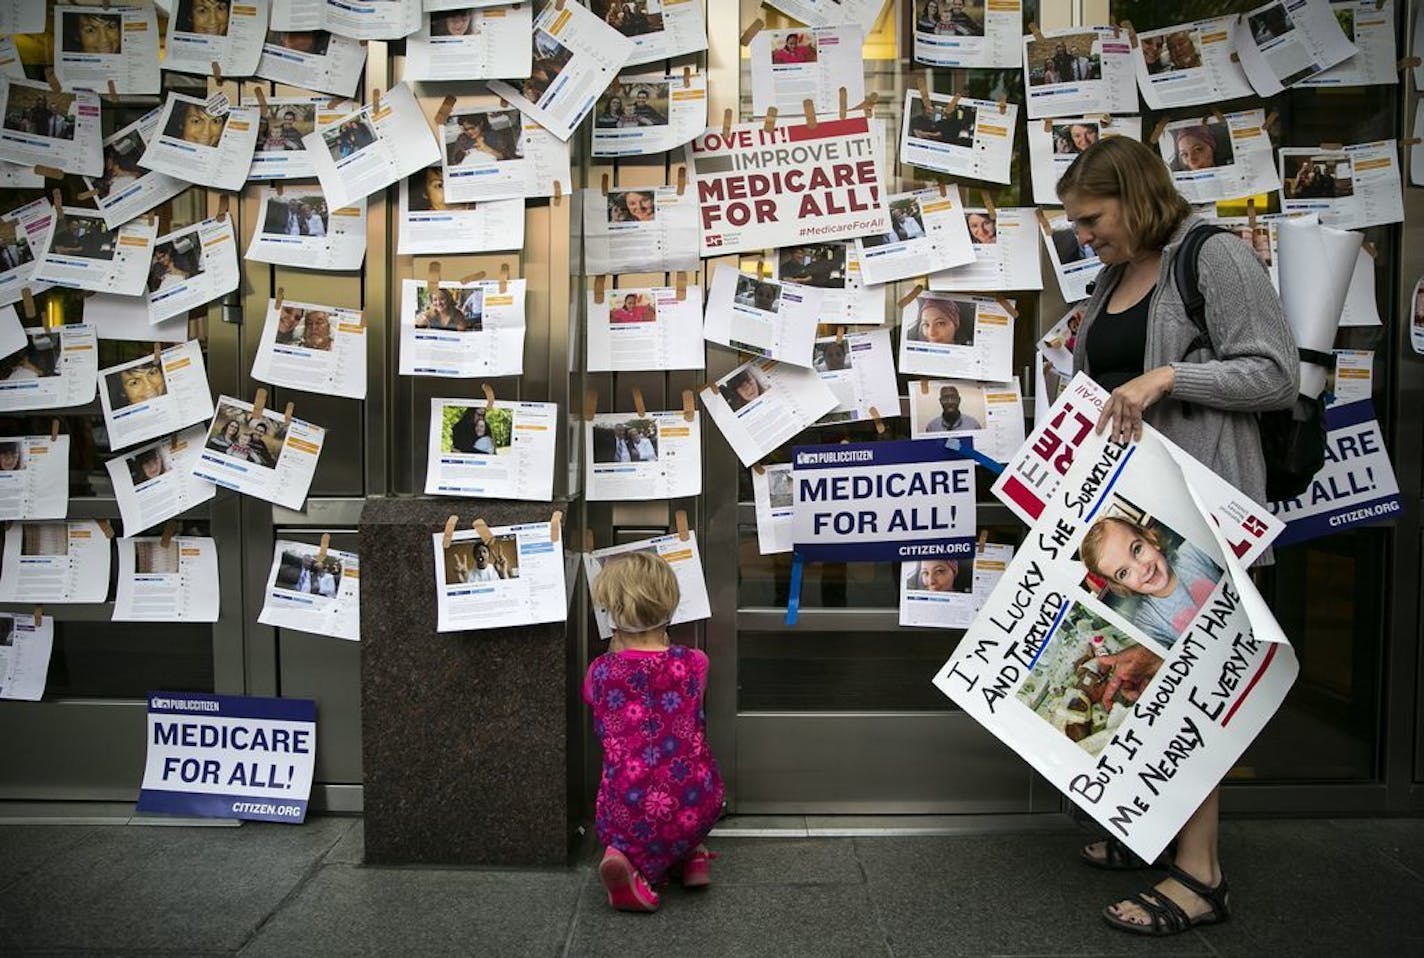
[[83, 109, 187, 229], [397, 168, 524, 256], [440, 105, 571, 203], [751, 462, 795, 555], [54, 4, 161, 95], [256, 28, 366, 98], [114, 535, 220, 622], [251, 297, 367, 400], [0, 160, 44, 188], [0, 519, 111, 603], [593, 71, 707, 158], [0, 433, 68, 521], [699, 357, 839, 467], [582, 185, 700, 274], [749, 25, 866, 118], [909, 377, 1025, 463], [586, 408, 701, 501], [246, 95, 356, 181], [900, 91, 1017, 184], [773, 241, 885, 325], [855, 186, 974, 286], [424, 397, 558, 501], [587, 284, 704, 372], [434, 521, 567, 632], [105, 425, 217, 536], [81, 291, 188, 342], [1027, 115, 1143, 205], [1232, 0, 1357, 96], [190, 395, 326, 510], [912, 0, 1021, 68], [1041, 208, 1102, 301], [162, 0, 268, 77], [33, 208, 156, 295], [486, 2, 636, 141], [1132, 16, 1255, 110], [897, 292, 1014, 381], [404, 4, 533, 80], [302, 83, 441, 209], [928, 206, 1043, 292], [0, 612, 54, 702], [0, 78, 102, 176], [900, 541, 1013, 629], [703, 266, 824, 369], [1299, 0, 1396, 87], [271, 0, 321, 32], [0, 2, 45, 35], [1328, 348, 1372, 406], [139, 94, 260, 192], [584, 531, 712, 639], [1158, 110, 1278, 204], [590, 0, 706, 67], [246, 186, 367, 271], [0, 324, 98, 412], [398, 277, 527, 378], [258, 539, 360, 641], [1279, 142, 1403, 230], [320, 0, 422, 40], [0, 197, 54, 307], [1022, 25, 1137, 119], [146, 216, 239, 323], [98, 340, 215, 451], [811, 328, 899, 426]]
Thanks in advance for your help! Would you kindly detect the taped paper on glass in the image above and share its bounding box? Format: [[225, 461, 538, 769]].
[[33, 208, 156, 295], [929, 206, 1043, 292], [163, 0, 268, 77], [0, 323, 98, 412], [54, 4, 161, 95], [586, 408, 701, 501], [1232, 0, 1357, 96], [585, 532, 711, 639], [1157, 109, 1278, 204], [440, 102, 571, 203], [191, 396, 325, 510], [910, 378, 1025, 463], [486, 2, 635, 141], [699, 357, 839, 467], [0, 432, 68, 521], [749, 24, 865, 117], [0, 1, 46, 34], [0, 612, 54, 702], [901, 542, 1013, 629], [703, 265, 824, 368], [1279, 141, 1403, 230], [752, 463, 795, 555], [320, 0, 421, 40], [83, 292, 188, 342], [900, 91, 1017, 184], [898, 291, 1014, 381], [105, 425, 217, 536], [424, 396, 557, 501], [1296, 0, 1397, 87], [303, 83, 440, 209], [1131, 16, 1254, 110], [252, 297, 367, 400], [404, 4, 533, 80], [687, 116, 889, 257], [434, 520, 567, 632], [1338, 247, 1380, 327], [0, 78, 102, 176], [855, 186, 974, 286], [583, 184, 700, 274], [246, 186, 366, 271], [256, 28, 366, 98], [99, 340, 215, 452], [259, 539, 360, 642], [84, 109, 187, 228], [246, 95, 356, 181], [1022, 25, 1137, 120], [811, 327, 899, 426], [587, 284, 705, 372], [593, 70, 707, 158], [114, 535, 220, 622], [1276, 213, 1359, 398], [773, 241, 885, 325], [139, 94, 260, 192], [935, 420, 1297, 863], [397, 276, 526, 377], [398, 168, 524, 256], [1327, 349, 1371, 406], [146, 216, 239, 323], [1028, 115, 1142, 205], [0, 519, 112, 603], [0, 197, 54, 307], [768, 0, 885, 34], [913, 0, 1024, 68], [591, 0, 706, 66], [1041, 208, 1101, 301]]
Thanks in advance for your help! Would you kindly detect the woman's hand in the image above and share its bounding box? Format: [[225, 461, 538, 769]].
[[1098, 645, 1165, 709], [1095, 366, 1175, 444]]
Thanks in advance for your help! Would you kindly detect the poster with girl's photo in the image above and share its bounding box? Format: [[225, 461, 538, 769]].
[[0, 324, 98, 412], [247, 95, 356, 181], [258, 538, 360, 642], [190, 395, 326, 510], [0, 78, 102, 176], [1156, 109, 1278, 204], [54, 4, 161, 95], [146, 215, 239, 323], [440, 104, 571, 203], [899, 542, 1013, 629], [105, 425, 216, 536], [397, 277, 528, 378], [397, 166, 525, 255], [251, 297, 367, 400], [590, 0, 706, 67], [749, 25, 866, 118], [424, 397, 558, 501], [0, 433, 69, 521], [256, 28, 366, 98], [162, 0, 268, 77], [114, 535, 220, 622], [139, 93, 261, 192], [246, 186, 367, 271], [1026, 115, 1142, 204], [84, 109, 188, 229], [0, 520, 111, 603], [592, 71, 707, 158], [1021, 25, 1136, 119], [98, 341, 215, 452], [0, 197, 53, 307], [404, 4, 533, 80], [434, 521, 567, 633], [302, 83, 441, 209], [699, 357, 838, 467]]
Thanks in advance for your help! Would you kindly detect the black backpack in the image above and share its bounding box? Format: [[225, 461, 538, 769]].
[[1173, 223, 1329, 503]]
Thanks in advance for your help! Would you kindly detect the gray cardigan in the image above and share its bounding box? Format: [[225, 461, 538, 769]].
[[1071, 215, 1300, 510]]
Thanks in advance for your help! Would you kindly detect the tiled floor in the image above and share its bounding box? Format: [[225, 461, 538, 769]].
[[1, 815, 1421, 957]]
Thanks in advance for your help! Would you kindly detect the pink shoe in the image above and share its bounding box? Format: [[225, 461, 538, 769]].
[[681, 846, 718, 888], [599, 847, 660, 912]]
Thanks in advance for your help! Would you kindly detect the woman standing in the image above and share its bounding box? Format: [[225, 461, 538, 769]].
[[1056, 136, 1298, 936]]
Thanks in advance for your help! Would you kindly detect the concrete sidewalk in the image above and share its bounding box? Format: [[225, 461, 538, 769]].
[[1, 815, 1421, 956]]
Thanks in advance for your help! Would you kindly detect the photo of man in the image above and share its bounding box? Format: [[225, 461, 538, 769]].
[[813, 340, 851, 372], [920, 383, 984, 432], [259, 105, 313, 152], [2, 88, 77, 141], [275, 548, 344, 597], [609, 292, 655, 324], [204, 403, 284, 469], [0, 230, 35, 273], [261, 196, 330, 237], [62, 11, 122, 54], [733, 275, 782, 312], [147, 235, 203, 293], [444, 536, 517, 584], [777, 244, 845, 287], [1027, 34, 1100, 85], [105, 358, 167, 411], [1051, 216, 1096, 265], [297, 310, 334, 350], [592, 418, 659, 464], [163, 101, 227, 148], [1284, 154, 1353, 200], [49, 211, 117, 261], [930, 0, 984, 37]]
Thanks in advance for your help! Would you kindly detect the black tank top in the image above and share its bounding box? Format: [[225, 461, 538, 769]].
[[1086, 286, 1154, 392]]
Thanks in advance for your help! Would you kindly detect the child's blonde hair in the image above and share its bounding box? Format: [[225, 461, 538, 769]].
[[592, 551, 680, 633], [1080, 515, 1167, 596]]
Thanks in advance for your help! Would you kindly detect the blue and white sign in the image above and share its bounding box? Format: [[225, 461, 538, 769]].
[[791, 439, 976, 562], [136, 691, 317, 824], [1269, 399, 1403, 547]]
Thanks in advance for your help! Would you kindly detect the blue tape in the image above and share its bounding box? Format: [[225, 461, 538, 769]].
[[785, 551, 804, 626], [943, 438, 1004, 475]]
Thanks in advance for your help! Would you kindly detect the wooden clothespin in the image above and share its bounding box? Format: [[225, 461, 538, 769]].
[[20, 287, 35, 320], [282, 402, 294, 427], [946, 93, 961, 113], [434, 94, 456, 127], [803, 99, 817, 129], [97, 519, 114, 539], [371, 88, 382, 113], [858, 92, 878, 118], [980, 190, 996, 216], [549, 510, 562, 543], [33, 165, 63, 180], [441, 515, 459, 550], [838, 87, 848, 120], [994, 295, 1018, 319], [1398, 56, 1422, 71], [50, 418, 60, 441], [1320, 141, 1345, 151], [427, 261, 441, 297], [897, 283, 925, 309], [752, 463, 765, 475], [274, 286, 284, 312], [105, 78, 119, 100], [683, 66, 692, 89], [593, 275, 607, 304], [554, 0, 566, 9], [1042, 117, 1052, 133], [481, 383, 496, 410], [675, 165, 686, 195], [1263, 111, 1279, 134], [583, 528, 596, 553], [1028, 22, 1045, 43], [835, 326, 845, 343], [251, 387, 268, 419], [675, 271, 687, 301], [631, 387, 647, 417], [674, 510, 690, 541], [754, 258, 764, 279], [1207, 107, 1226, 125], [763, 106, 778, 133], [317, 533, 330, 561], [601, 172, 610, 196], [498, 262, 510, 294], [583, 389, 598, 421], [152, 342, 163, 366], [1362, 240, 1378, 258], [935, 180, 947, 197], [160, 521, 178, 548], [977, 529, 989, 553], [327, 92, 346, 110], [1403, 137, 1423, 147], [1120, 21, 1138, 47], [1097, 113, 1113, 127], [739, 18, 764, 47], [460, 270, 486, 284], [722, 108, 734, 138], [868, 406, 886, 434], [1246, 197, 1258, 230], [472, 518, 493, 544], [681, 389, 695, 422]]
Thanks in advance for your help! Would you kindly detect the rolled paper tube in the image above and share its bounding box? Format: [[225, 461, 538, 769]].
[[1276, 215, 1361, 399]]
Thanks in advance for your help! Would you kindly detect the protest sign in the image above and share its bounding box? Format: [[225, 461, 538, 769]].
[[686, 117, 889, 256], [136, 691, 317, 824], [791, 438, 976, 562], [1268, 399, 1402, 546], [935, 419, 1298, 862]]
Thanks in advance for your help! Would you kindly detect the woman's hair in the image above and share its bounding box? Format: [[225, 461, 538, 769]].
[[1055, 136, 1191, 256], [1080, 515, 1167, 593], [592, 551, 680, 633]]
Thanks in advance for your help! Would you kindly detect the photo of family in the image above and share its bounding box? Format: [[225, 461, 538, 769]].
[[407, 168, 471, 213], [1167, 122, 1234, 173], [812, 340, 852, 373], [273, 547, 342, 597], [1052, 122, 1099, 155], [162, 101, 227, 148], [105, 358, 167, 411], [261, 195, 329, 237], [148, 233, 204, 293], [905, 95, 977, 147], [174, 0, 232, 37], [0, 441, 24, 472], [913, 381, 985, 433], [135, 540, 179, 575], [907, 297, 976, 346], [592, 0, 665, 39], [862, 197, 927, 249], [1283, 154, 1354, 200], [439, 404, 512, 456], [125, 446, 170, 486], [769, 30, 817, 64], [1015, 601, 1160, 755], [21, 523, 67, 557], [1, 332, 61, 381], [915, 0, 985, 37], [272, 305, 336, 351], [264, 30, 331, 56], [718, 364, 773, 411], [444, 111, 522, 165], [414, 286, 484, 333], [965, 210, 997, 244], [777, 244, 847, 287], [903, 556, 973, 593], [3, 87, 77, 141], [1074, 495, 1225, 650], [524, 30, 574, 104], [607, 189, 657, 223], [608, 291, 655, 324], [1027, 34, 1101, 85], [49, 211, 117, 261], [594, 84, 670, 129], [733, 275, 781, 312], [592, 418, 659, 464], [204, 402, 286, 469], [61, 11, 122, 54], [93, 131, 146, 199], [443, 534, 519, 584], [1140, 29, 1203, 75], [258, 105, 315, 152], [322, 116, 378, 162], [766, 468, 793, 509]]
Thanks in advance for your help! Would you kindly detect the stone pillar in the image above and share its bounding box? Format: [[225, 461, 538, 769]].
[[359, 497, 572, 866]]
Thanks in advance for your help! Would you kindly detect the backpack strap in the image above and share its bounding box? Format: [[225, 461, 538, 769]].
[[1172, 223, 1232, 361]]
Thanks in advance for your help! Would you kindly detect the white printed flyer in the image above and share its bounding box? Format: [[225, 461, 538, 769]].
[[146, 216, 240, 323], [703, 266, 823, 369], [699, 357, 838, 467], [434, 521, 567, 633], [855, 186, 974, 286], [751, 463, 795, 555], [114, 535, 220, 622], [251, 297, 367, 400], [1233, 0, 1357, 96], [773, 242, 884, 325], [84, 109, 188, 229], [900, 91, 1017, 184], [1022, 25, 1137, 119], [302, 83, 441, 210], [585, 407, 701, 501], [321, 0, 422, 40], [583, 185, 700, 275], [404, 4, 533, 81], [54, 4, 161, 95], [587, 284, 704, 372], [1132, 16, 1255, 110], [256, 29, 366, 99], [900, 542, 1012, 629], [811, 328, 899, 427], [0, 433, 68, 521], [909, 377, 1026, 464], [0, 520, 111, 604], [424, 397, 557, 501], [163, 0, 268, 78], [749, 25, 866, 118], [98, 341, 215, 452], [590, 0, 706, 67], [0, 612, 54, 702], [105, 426, 217, 536], [397, 277, 527, 378], [912, 0, 1023, 68], [929, 206, 1044, 292], [33, 208, 156, 296], [898, 292, 1015, 382], [0, 78, 102, 177], [584, 531, 711, 639], [190, 396, 326, 510], [1027, 115, 1143, 205], [139, 94, 260, 193], [0, 324, 98, 412], [398, 168, 525, 256], [0, 197, 54, 307], [247, 95, 355, 181], [258, 539, 360, 642], [1280, 142, 1404, 230], [1157, 110, 1278, 204], [246, 187, 366, 271], [440, 104, 571, 203], [593, 71, 707, 158]]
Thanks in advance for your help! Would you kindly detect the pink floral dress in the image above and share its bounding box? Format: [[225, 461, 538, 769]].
[[583, 645, 725, 884]]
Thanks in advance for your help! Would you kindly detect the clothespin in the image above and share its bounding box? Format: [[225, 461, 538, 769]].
[[20, 287, 35, 320], [583, 389, 597, 421], [460, 270, 486, 283], [32, 606, 42, 626], [838, 87, 848, 120], [50, 418, 59, 441], [593, 275, 608, 304], [481, 383, 496, 410], [434, 94, 456, 127], [584, 528, 596, 553], [45, 68, 60, 93], [683, 66, 692, 89], [274, 180, 284, 195], [995, 295, 1018, 319], [499, 262, 510, 294], [106, 79, 119, 99], [674, 510, 690, 541], [252, 85, 268, 112], [252, 387, 268, 419], [722, 108, 734, 138], [997, 95, 1008, 115], [317, 533, 330, 561], [868, 406, 886, 434], [980, 190, 996, 216], [754, 258, 764, 279], [441, 514, 459, 550], [282, 402, 294, 427], [1120, 20, 1138, 46], [675, 271, 687, 301], [946, 93, 961, 113], [1321, 141, 1344, 151], [803, 99, 817, 128], [1151, 118, 1169, 143], [210, 61, 223, 85], [601, 173, 610, 196], [97, 519, 114, 539], [472, 518, 493, 544], [1207, 107, 1226, 125], [33, 165, 63, 180], [160, 521, 178, 548], [554, 0, 566, 9], [1230, 52, 1240, 63], [632, 387, 647, 417], [327, 92, 345, 110], [216, 193, 230, 223], [897, 283, 925, 308], [763, 107, 778, 133], [274, 286, 284, 312], [675, 165, 687, 195], [1043, 117, 1052, 133], [549, 510, 562, 543], [1263, 111, 1279, 134], [977, 529, 989, 553], [916, 74, 931, 109], [1403, 137, 1423, 146], [51, 189, 63, 217], [858, 92, 878, 118], [682, 389, 695, 422], [1028, 22, 1045, 43], [427, 261, 441, 297], [740, 18, 764, 47]]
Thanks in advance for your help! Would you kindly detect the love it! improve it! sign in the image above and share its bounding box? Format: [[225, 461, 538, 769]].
[[136, 692, 317, 824]]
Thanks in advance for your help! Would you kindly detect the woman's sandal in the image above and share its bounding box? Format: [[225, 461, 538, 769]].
[[1079, 835, 1174, 870], [1102, 864, 1231, 936]]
